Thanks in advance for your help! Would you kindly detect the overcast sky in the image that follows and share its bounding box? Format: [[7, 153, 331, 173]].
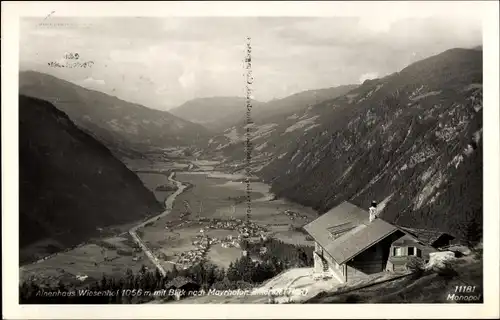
[[20, 16, 482, 110]]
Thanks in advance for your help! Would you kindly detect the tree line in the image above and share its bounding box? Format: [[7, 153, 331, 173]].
[[20, 238, 313, 304]]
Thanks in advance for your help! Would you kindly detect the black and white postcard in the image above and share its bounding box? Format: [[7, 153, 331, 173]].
[[2, 1, 499, 319]]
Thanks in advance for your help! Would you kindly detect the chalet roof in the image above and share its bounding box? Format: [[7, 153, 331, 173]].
[[304, 201, 401, 264], [398, 226, 454, 246], [304, 201, 368, 236], [327, 218, 399, 264], [165, 276, 196, 289], [304, 201, 454, 265]]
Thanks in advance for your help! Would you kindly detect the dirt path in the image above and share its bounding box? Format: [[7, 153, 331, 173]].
[[163, 268, 341, 304], [251, 268, 341, 303], [129, 171, 188, 277]]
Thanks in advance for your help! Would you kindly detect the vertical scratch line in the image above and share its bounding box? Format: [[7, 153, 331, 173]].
[[244, 36, 253, 221]]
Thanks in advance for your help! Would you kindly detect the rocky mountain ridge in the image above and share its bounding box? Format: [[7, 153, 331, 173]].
[[204, 85, 359, 159], [258, 47, 483, 240]]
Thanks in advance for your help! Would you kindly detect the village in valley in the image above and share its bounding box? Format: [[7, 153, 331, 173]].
[[166, 217, 264, 267], [155, 200, 306, 270]]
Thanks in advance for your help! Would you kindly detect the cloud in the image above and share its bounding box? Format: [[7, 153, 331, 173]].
[[359, 72, 379, 83], [72, 77, 106, 91], [81, 77, 105, 86], [178, 70, 196, 89], [155, 85, 170, 95], [19, 16, 483, 109]]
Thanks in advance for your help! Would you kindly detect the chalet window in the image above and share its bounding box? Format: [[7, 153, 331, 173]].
[[393, 247, 403, 256], [408, 247, 422, 257]]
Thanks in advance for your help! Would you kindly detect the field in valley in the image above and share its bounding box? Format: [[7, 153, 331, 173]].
[[18, 162, 179, 287], [19, 158, 320, 287], [136, 172, 175, 203], [137, 170, 318, 270], [20, 233, 155, 288]]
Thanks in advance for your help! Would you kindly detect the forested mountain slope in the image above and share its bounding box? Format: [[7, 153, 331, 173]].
[[169, 97, 265, 131], [19, 95, 164, 263], [205, 85, 358, 159], [254, 84, 359, 122]]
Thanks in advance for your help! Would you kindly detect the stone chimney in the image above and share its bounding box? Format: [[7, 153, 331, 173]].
[[369, 201, 377, 222]]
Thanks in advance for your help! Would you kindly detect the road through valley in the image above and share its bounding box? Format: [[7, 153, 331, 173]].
[[129, 171, 187, 277]]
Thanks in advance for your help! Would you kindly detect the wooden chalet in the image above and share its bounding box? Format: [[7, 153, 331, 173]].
[[304, 201, 454, 283]]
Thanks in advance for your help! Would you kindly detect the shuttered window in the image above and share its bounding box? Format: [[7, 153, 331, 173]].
[[408, 247, 422, 257], [393, 247, 403, 256]]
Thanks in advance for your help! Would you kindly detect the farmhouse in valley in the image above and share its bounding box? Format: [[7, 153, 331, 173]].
[[303, 201, 454, 283]]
